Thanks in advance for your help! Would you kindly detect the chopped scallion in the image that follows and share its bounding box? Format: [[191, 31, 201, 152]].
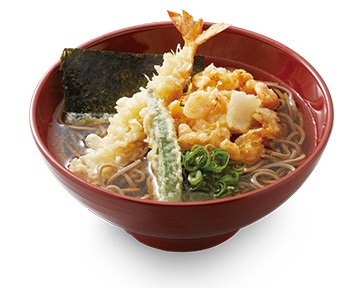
[[181, 144, 246, 201]]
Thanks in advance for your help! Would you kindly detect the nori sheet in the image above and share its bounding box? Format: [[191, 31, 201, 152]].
[[60, 48, 205, 117]]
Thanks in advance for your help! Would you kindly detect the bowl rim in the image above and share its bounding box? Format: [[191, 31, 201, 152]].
[[30, 21, 334, 207]]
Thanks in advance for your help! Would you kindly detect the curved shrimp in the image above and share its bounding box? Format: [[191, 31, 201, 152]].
[[233, 108, 282, 163], [217, 107, 282, 164], [244, 80, 280, 110]]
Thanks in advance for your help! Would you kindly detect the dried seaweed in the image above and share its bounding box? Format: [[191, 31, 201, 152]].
[[60, 48, 204, 121]]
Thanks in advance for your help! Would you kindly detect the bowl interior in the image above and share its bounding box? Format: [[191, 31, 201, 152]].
[[31, 22, 333, 201]]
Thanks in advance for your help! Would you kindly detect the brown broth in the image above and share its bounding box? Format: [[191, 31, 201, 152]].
[[47, 59, 313, 201]]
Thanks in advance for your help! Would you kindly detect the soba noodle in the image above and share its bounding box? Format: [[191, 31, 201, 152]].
[[243, 82, 306, 190], [49, 83, 306, 201]]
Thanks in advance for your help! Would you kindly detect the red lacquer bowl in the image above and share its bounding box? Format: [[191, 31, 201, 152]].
[[30, 22, 334, 252]]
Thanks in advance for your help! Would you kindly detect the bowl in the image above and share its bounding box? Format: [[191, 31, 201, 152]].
[[30, 21, 334, 252]]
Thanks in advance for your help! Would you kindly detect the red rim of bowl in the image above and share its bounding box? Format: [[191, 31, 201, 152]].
[[29, 21, 334, 207]]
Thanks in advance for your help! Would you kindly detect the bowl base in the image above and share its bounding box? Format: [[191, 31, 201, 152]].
[[126, 230, 239, 252]]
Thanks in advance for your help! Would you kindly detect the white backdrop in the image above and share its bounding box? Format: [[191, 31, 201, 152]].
[[2, 1, 357, 287]]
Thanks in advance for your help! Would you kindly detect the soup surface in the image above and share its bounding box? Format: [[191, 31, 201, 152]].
[[48, 58, 312, 201]]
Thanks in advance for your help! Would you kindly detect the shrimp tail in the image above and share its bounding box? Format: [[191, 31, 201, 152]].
[[167, 10, 230, 48]]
